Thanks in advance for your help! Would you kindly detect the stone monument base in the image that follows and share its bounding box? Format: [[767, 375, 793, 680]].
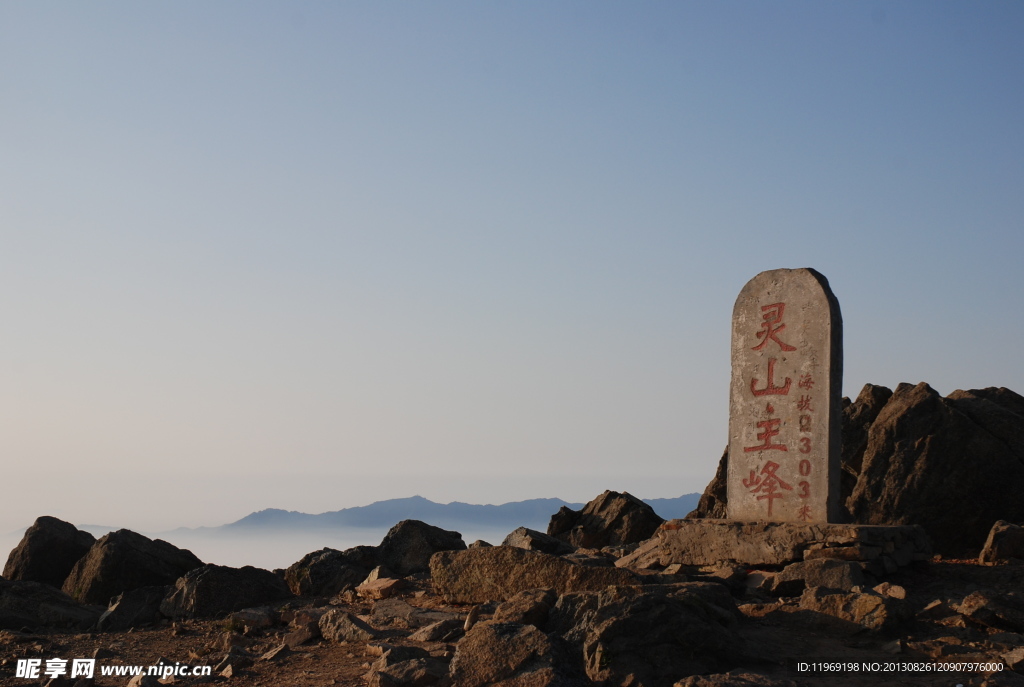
[[618, 519, 931, 577]]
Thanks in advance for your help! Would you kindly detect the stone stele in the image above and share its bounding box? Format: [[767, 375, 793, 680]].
[[727, 268, 842, 523]]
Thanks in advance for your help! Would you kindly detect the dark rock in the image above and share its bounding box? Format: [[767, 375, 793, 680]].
[[284, 622, 320, 647], [548, 490, 664, 549], [378, 520, 466, 576], [449, 621, 580, 687], [159, 564, 293, 618], [676, 671, 798, 687], [284, 546, 378, 596], [840, 384, 893, 506], [958, 590, 1024, 632], [2, 517, 95, 588], [847, 383, 1024, 556], [502, 527, 575, 555], [61, 530, 203, 605], [492, 588, 557, 627], [686, 446, 728, 519], [468, 540, 492, 549], [368, 653, 449, 687], [430, 546, 639, 604], [980, 521, 1024, 564], [97, 586, 169, 631], [319, 608, 380, 642], [769, 559, 865, 596], [547, 583, 740, 686], [0, 578, 101, 630]]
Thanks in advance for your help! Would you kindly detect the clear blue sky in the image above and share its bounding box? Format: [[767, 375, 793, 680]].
[[2, 2, 1022, 534]]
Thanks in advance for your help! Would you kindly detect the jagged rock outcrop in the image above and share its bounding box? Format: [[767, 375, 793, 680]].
[[284, 546, 378, 596], [160, 564, 293, 618], [0, 578, 101, 630], [430, 546, 638, 604], [687, 447, 729, 519], [548, 490, 664, 549], [62, 530, 203, 605], [3, 516, 95, 588], [378, 520, 466, 576], [688, 382, 1024, 557], [847, 383, 1024, 556]]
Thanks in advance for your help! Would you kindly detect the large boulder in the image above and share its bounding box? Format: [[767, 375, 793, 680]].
[[98, 585, 169, 631], [847, 383, 1024, 556], [284, 546, 378, 596], [548, 490, 664, 549], [502, 527, 575, 555], [839, 384, 893, 503], [160, 564, 293, 618], [378, 520, 466, 576], [449, 621, 580, 687], [62, 530, 203, 605], [980, 521, 1024, 565], [3, 516, 95, 588], [547, 583, 741, 686], [0, 578, 102, 630], [430, 546, 638, 604]]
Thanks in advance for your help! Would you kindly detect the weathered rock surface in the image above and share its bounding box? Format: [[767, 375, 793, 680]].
[[98, 585, 169, 631], [675, 672, 798, 687], [957, 590, 1024, 632], [492, 588, 557, 627], [502, 527, 575, 555], [378, 520, 466, 576], [651, 520, 929, 568], [159, 564, 293, 618], [839, 384, 893, 505], [980, 521, 1024, 565], [2, 517, 95, 589], [61, 529, 203, 605], [285, 546, 378, 596], [547, 490, 664, 549], [798, 586, 906, 632], [319, 608, 380, 642], [847, 383, 1024, 556], [0, 578, 101, 630], [769, 558, 865, 596], [449, 621, 579, 687], [430, 547, 638, 604], [548, 583, 740, 686]]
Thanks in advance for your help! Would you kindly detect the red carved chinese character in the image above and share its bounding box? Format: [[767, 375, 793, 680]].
[[797, 395, 813, 412], [752, 303, 797, 352], [797, 505, 812, 521], [742, 460, 792, 516], [751, 358, 792, 396], [744, 418, 787, 453], [798, 374, 814, 390]]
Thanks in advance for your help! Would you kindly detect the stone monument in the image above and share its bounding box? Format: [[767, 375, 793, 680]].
[[620, 267, 932, 574], [726, 268, 842, 523]]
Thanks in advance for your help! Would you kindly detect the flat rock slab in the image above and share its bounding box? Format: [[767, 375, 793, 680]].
[[430, 546, 639, 604], [655, 519, 930, 567]]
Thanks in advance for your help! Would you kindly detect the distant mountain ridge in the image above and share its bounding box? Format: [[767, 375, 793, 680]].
[[169, 493, 701, 536]]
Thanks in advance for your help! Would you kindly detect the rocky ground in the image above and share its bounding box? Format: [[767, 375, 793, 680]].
[[2, 554, 1023, 687]]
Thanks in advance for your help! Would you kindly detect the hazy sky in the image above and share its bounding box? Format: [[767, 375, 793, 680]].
[[2, 2, 1022, 537]]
